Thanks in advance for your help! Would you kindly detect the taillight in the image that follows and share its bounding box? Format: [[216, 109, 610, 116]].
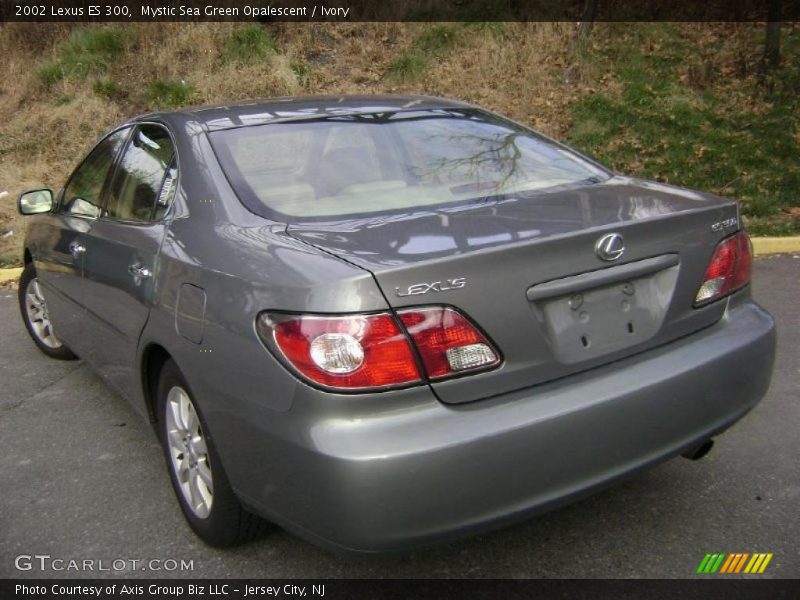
[[694, 231, 752, 306], [257, 307, 500, 391], [257, 313, 421, 390], [398, 307, 499, 379]]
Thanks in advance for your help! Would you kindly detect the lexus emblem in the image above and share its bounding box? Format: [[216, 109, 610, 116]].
[[595, 233, 625, 261]]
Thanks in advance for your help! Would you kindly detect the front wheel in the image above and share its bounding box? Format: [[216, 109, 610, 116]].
[[156, 359, 269, 547], [18, 263, 77, 360]]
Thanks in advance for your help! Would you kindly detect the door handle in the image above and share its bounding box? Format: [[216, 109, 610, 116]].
[[68, 240, 86, 257], [128, 264, 152, 280]]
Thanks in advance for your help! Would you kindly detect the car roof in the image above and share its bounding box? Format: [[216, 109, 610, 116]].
[[134, 94, 476, 132]]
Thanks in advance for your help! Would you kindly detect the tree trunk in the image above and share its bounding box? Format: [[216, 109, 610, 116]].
[[578, 0, 599, 39], [569, 0, 599, 53], [762, 0, 782, 73]]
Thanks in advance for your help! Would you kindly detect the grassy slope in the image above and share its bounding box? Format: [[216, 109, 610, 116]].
[[1, 22, 798, 266], [567, 23, 800, 236]]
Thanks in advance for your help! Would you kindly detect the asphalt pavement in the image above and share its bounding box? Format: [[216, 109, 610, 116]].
[[1, 255, 798, 579]]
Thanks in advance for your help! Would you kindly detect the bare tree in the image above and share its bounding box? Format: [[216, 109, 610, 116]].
[[570, 0, 600, 54], [762, 0, 783, 74]]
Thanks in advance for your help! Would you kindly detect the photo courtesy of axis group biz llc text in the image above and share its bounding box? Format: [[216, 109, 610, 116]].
[[15, 584, 326, 597]]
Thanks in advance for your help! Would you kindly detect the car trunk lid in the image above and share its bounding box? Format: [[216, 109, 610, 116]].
[[286, 177, 740, 403]]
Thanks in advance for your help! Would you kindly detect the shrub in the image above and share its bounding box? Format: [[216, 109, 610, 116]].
[[387, 52, 428, 82], [223, 25, 277, 63], [92, 79, 121, 99], [146, 79, 195, 108], [37, 27, 131, 87], [415, 24, 460, 55], [37, 62, 64, 87], [58, 27, 130, 78], [290, 61, 310, 86]]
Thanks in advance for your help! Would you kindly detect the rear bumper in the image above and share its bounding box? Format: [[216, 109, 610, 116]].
[[235, 298, 776, 554]]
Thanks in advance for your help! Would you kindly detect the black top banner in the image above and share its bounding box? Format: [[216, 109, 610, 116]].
[[1, 0, 800, 23]]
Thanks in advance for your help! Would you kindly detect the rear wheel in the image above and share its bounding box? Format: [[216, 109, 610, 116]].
[[156, 359, 269, 546], [18, 263, 77, 360]]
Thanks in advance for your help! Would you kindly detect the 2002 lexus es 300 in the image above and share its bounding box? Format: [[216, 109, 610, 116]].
[[17, 95, 775, 552]]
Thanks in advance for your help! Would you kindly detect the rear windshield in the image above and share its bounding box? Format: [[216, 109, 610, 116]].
[[209, 108, 608, 221]]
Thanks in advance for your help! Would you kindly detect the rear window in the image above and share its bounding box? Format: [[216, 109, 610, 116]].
[[209, 108, 608, 221]]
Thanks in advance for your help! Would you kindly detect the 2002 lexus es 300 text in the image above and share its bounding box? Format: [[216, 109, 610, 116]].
[[17, 95, 775, 553]]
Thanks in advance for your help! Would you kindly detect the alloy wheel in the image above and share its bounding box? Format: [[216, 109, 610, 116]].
[[25, 278, 62, 349], [165, 386, 214, 519]]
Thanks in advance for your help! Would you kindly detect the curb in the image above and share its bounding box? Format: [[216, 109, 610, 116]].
[[750, 236, 800, 256], [1, 237, 798, 285], [0, 267, 22, 285]]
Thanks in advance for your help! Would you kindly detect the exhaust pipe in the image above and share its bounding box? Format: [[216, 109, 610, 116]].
[[682, 439, 714, 461]]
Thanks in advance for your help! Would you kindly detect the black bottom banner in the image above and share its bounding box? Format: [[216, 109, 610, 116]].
[[3, 579, 800, 600]]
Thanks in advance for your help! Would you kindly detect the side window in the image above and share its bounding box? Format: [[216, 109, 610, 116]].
[[106, 124, 176, 222], [61, 128, 130, 218]]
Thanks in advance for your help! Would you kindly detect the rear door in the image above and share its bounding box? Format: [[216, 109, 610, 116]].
[[80, 123, 178, 396], [33, 128, 130, 353]]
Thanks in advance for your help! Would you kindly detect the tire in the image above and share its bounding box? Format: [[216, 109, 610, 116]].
[[156, 359, 269, 547], [18, 263, 78, 360]]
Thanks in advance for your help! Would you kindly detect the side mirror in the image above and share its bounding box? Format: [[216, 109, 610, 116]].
[[18, 189, 53, 215]]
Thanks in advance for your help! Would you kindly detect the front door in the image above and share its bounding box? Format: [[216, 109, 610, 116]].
[[34, 128, 131, 354]]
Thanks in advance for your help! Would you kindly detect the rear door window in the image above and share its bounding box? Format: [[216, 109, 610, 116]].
[[105, 124, 176, 222]]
